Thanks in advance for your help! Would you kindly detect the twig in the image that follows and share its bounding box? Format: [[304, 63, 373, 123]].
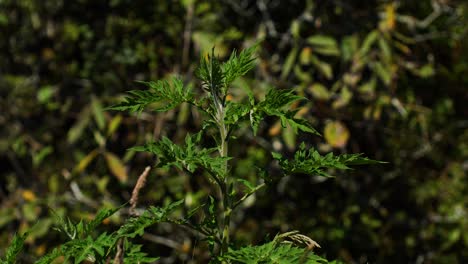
[[232, 182, 266, 209], [257, 0, 278, 37], [129, 166, 151, 216], [113, 238, 124, 264], [182, 2, 194, 70], [70, 181, 99, 208], [142, 233, 182, 250]]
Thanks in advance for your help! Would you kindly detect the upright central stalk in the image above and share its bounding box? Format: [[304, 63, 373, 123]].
[[215, 99, 231, 255]]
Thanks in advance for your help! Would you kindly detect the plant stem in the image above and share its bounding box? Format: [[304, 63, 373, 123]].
[[215, 99, 231, 255]]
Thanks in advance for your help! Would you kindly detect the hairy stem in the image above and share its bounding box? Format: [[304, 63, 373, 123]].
[[215, 98, 231, 255]]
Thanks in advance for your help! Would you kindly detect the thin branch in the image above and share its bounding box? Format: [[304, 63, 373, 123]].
[[142, 233, 182, 250], [113, 238, 124, 264], [182, 2, 194, 70], [129, 166, 151, 216], [232, 182, 266, 209], [70, 181, 99, 208]]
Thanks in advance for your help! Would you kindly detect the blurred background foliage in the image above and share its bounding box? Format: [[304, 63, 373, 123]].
[[0, 0, 467, 263]]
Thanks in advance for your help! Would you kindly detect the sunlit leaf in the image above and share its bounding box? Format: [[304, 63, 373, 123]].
[[91, 96, 105, 130], [106, 114, 122, 137], [104, 152, 128, 183], [359, 30, 379, 56], [281, 47, 298, 80], [33, 146, 53, 167], [67, 106, 91, 144], [308, 83, 330, 100], [332, 86, 352, 109], [22, 190, 37, 202], [300, 47, 312, 64], [282, 124, 296, 150], [307, 35, 338, 48], [74, 149, 99, 174], [37, 86, 55, 104], [373, 61, 392, 85], [311, 56, 333, 79], [324, 121, 350, 148]]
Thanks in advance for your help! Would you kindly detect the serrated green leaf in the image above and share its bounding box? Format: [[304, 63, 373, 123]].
[[251, 88, 320, 136], [222, 44, 258, 89], [196, 48, 225, 106], [273, 144, 382, 177], [132, 134, 230, 180], [1, 232, 28, 264], [117, 200, 183, 238], [107, 77, 193, 113], [224, 241, 331, 264]]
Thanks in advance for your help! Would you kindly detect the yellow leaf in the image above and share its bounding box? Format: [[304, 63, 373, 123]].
[[74, 149, 99, 174], [22, 190, 37, 202], [385, 3, 396, 31], [35, 244, 47, 256], [106, 114, 122, 137], [300, 47, 312, 65], [269, 121, 282, 136], [308, 83, 330, 100], [324, 121, 350, 148], [104, 152, 128, 183], [282, 125, 296, 151]]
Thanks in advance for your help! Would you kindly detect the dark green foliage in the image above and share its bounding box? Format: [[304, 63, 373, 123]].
[[223, 241, 332, 264], [130, 134, 230, 181], [117, 200, 183, 238], [35, 201, 182, 263], [222, 45, 258, 89], [107, 77, 194, 113], [52, 206, 123, 240], [107, 44, 376, 263], [197, 48, 226, 105], [0, 233, 28, 264], [250, 88, 320, 136], [272, 143, 383, 177]]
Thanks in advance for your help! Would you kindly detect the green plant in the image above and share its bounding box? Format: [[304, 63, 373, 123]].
[[106, 44, 379, 262], [1, 45, 379, 263]]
